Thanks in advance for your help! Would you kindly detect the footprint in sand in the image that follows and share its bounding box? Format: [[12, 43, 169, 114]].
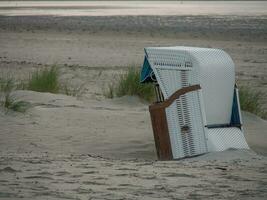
[[0, 166, 19, 173]]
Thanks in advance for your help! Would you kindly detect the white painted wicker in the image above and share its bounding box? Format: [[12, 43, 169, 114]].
[[165, 89, 208, 159], [145, 46, 249, 157], [146, 46, 235, 125], [207, 128, 249, 151]]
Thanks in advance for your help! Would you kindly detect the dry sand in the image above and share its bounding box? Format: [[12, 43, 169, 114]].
[[0, 5, 267, 200], [0, 150, 266, 200], [0, 90, 267, 199]]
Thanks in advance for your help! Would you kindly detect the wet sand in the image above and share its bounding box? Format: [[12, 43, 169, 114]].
[[1, 1, 266, 16]]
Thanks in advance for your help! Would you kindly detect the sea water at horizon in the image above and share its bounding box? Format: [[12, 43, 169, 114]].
[[0, 1, 266, 16]]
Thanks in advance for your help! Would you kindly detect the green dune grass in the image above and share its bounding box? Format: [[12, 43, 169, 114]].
[[105, 68, 155, 102]]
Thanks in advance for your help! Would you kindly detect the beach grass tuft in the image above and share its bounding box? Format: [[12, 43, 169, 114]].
[[26, 66, 83, 96], [0, 77, 30, 113], [239, 86, 267, 119], [105, 68, 155, 102], [2, 94, 30, 113], [27, 66, 59, 93]]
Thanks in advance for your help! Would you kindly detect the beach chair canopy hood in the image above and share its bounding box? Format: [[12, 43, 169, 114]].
[[141, 46, 235, 126]]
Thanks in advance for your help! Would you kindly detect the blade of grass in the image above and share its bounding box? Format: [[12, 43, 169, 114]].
[[239, 86, 267, 119], [104, 68, 155, 102], [27, 66, 59, 93]]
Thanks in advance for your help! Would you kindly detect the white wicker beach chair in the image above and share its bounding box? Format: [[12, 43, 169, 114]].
[[141, 46, 249, 160]]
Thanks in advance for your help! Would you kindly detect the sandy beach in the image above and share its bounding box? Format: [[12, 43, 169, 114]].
[[1, 14, 266, 108], [0, 1, 267, 199]]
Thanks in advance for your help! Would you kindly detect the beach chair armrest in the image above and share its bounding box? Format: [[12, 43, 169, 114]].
[[149, 84, 201, 110]]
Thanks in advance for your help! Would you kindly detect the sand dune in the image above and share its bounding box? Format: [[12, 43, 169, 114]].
[[1, 89, 267, 159], [1, 90, 155, 160], [0, 89, 267, 199]]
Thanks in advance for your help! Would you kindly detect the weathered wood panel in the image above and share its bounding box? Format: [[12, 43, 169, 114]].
[[149, 105, 173, 160]]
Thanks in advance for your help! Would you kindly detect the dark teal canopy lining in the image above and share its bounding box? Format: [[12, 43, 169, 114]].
[[230, 88, 241, 127], [140, 56, 155, 83]]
